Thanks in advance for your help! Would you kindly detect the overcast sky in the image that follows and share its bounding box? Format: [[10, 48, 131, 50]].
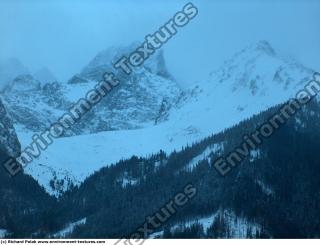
[[0, 0, 319, 87]]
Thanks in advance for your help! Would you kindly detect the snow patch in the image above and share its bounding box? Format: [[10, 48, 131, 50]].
[[52, 218, 86, 238], [149, 210, 262, 238], [249, 149, 261, 162], [0, 229, 9, 238], [118, 172, 139, 188], [256, 180, 274, 196], [186, 143, 224, 170]]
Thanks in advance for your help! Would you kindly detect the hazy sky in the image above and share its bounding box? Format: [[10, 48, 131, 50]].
[[0, 0, 319, 87]]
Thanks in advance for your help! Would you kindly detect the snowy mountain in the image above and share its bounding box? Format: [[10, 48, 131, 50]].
[[0, 58, 29, 91], [79, 44, 173, 81], [1, 45, 182, 195], [4, 74, 41, 92], [1, 46, 181, 136], [4, 41, 314, 196], [1, 41, 320, 238], [33, 67, 57, 85], [159, 41, 312, 129], [67, 45, 179, 132], [1, 75, 68, 133]]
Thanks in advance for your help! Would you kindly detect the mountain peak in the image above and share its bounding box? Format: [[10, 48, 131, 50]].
[[33, 67, 57, 85], [80, 43, 173, 81], [252, 40, 275, 55], [80, 42, 141, 80], [5, 74, 41, 93], [233, 40, 276, 60], [0, 58, 29, 90], [204, 40, 312, 98]]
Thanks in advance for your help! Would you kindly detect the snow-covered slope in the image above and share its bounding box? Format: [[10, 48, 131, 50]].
[[52, 218, 86, 238], [15, 41, 314, 195], [159, 41, 312, 132]]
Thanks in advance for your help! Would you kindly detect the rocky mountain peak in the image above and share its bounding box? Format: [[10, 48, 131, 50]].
[[252, 40, 275, 56], [4, 74, 41, 93], [0, 58, 29, 90], [79, 43, 173, 81], [206, 40, 312, 96], [33, 67, 57, 85]]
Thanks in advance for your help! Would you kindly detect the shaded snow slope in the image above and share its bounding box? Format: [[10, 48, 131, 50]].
[[52, 218, 86, 238]]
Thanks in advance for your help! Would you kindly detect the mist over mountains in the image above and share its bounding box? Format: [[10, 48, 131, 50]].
[[0, 40, 319, 238]]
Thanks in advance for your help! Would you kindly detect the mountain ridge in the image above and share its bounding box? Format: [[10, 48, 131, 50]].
[[2, 41, 315, 196]]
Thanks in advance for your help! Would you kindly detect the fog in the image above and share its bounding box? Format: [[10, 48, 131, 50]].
[[0, 0, 319, 87]]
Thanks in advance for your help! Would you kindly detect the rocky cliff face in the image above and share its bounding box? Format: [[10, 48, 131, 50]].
[[0, 97, 57, 238], [67, 45, 180, 132], [0, 98, 20, 158], [1, 45, 182, 135], [1, 74, 68, 132]]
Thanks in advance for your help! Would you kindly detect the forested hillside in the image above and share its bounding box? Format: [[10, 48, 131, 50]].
[[47, 98, 320, 238]]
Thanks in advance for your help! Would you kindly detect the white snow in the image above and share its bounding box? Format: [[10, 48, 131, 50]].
[[52, 218, 86, 238], [149, 210, 262, 238], [121, 178, 138, 188], [249, 149, 261, 162], [118, 172, 139, 188], [185, 143, 224, 170], [62, 81, 97, 102], [182, 213, 219, 231], [221, 210, 261, 238], [20, 121, 207, 195], [148, 213, 218, 238], [256, 180, 274, 196], [0, 229, 9, 238], [148, 231, 164, 239]]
